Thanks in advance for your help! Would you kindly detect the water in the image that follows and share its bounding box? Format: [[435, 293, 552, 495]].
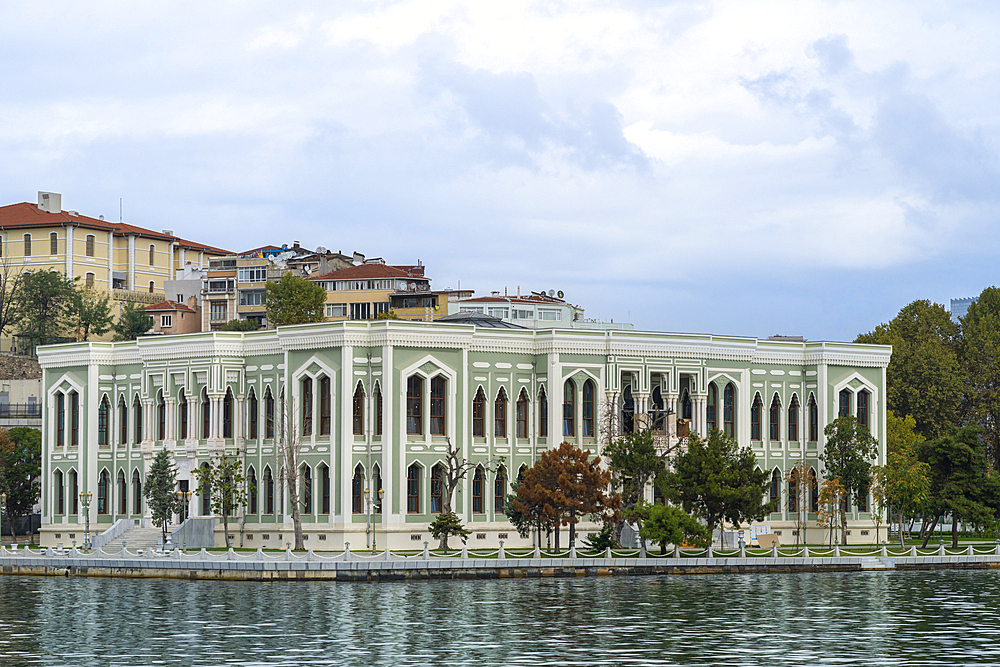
[[2, 570, 999, 666]]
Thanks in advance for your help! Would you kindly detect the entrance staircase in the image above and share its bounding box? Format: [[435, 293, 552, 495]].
[[100, 526, 170, 553], [860, 556, 895, 570]]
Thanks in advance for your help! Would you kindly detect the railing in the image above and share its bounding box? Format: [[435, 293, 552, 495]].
[[113, 289, 166, 305], [90, 518, 137, 551], [0, 403, 41, 418]]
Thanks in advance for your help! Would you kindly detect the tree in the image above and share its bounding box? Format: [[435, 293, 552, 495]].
[[631, 502, 710, 555], [784, 458, 811, 546], [428, 512, 472, 550], [70, 286, 113, 341], [144, 449, 181, 546], [960, 286, 1000, 467], [659, 430, 774, 540], [856, 299, 963, 440], [14, 270, 76, 353], [918, 424, 995, 548], [0, 427, 41, 543], [821, 416, 878, 543], [265, 273, 326, 326], [429, 438, 503, 549], [506, 479, 554, 543], [274, 389, 306, 550], [869, 468, 887, 545], [219, 319, 261, 332], [194, 452, 248, 549], [511, 442, 616, 550], [882, 412, 929, 546], [0, 249, 24, 342], [581, 522, 617, 551], [113, 300, 153, 341], [604, 429, 666, 545], [817, 477, 846, 547]]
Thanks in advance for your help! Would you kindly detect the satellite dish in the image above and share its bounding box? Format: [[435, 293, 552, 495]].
[[557, 290, 564, 299], [548, 290, 555, 297]]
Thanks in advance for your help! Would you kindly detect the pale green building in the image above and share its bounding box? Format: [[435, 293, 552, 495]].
[[37, 320, 891, 548]]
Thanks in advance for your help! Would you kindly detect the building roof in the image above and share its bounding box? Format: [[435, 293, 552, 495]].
[[458, 294, 568, 306], [145, 300, 197, 314], [311, 263, 430, 282], [0, 202, 231, 254], [435, 312, 526, 329], [240, 244, 284, 255]]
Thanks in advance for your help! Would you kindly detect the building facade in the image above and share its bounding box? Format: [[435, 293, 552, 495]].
[[36, 321, 890, 548]]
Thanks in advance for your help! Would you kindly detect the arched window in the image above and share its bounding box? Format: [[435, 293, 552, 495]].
[[538, 386, 548, 438], [157, 392, 166, 441], [430, 376, 446, 436], [264, 466, 274, 514], [494, 465, 507, 514], [85, 272, 95, 288], [57, 392, 65, 446], [651, 386, 666, 434], [707, 383, 717, 431], [373, 464, 382, 514], [839, 389, 851, 418], [149, 244, 155, 266], [788, 395, 799, 441], [374, 383, 383, 436], [472, 387, 486, 437], [23, 233, 31, 256], [54, 470, 64, 515], [265, 388, 274, 439], [132, 469, 142, 515], [472, 466, 484, 513], [788, 475, 797, 514], [352, 464, 364, 514], [247, 466, 257, 515], [406, 376, 422, 435], [809, 395, 818, 441], [50, 232, 58, 255], [98, 396, 109, 446], [770, 469, 781, 505], [407, 464, 421, 513], [70, 470, 78, 514], [810, 468, 819, 512], [179, 389, 188, 440], [320, 464, 330, 514], [431, 463, 444, 513], [582, 380, 595, 437], [857, 389, 870, 428], [117, 470, 127, 515], [769, 395, 780, 441], [301, 377, 313, 436], [494, 387, 507, 438], [302, 465, 312, 514], [517, 465, 526, 483], [119, 396, 128, 445], [201, 463, 211, 515], [319, 376, 331, 436], [148, 281, 154, 293], [98, 470, 109, 514], [133, 395, 143, 444], [516, 389, 529, 439], [682, 390, 692, 420], [750, 394, 762, 441], [248, 388, 258, 440], [353, 382, 364, 435], [724, 383, 735, 438], [201, 388, 210, 439], [70, 391, 79, 446], [86, 234, 95, 257], [622, 383, 634, 434], [563, 379, 576, 437], [222, 389, 233, 439]]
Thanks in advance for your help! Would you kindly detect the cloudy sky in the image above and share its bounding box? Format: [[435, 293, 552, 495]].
[[2, 1, 998, 341]]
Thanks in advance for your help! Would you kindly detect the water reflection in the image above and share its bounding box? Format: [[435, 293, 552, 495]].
[[1, 570, 998, 665]]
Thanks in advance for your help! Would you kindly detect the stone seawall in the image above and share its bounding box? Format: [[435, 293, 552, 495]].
[[3, 553, 999, 582]]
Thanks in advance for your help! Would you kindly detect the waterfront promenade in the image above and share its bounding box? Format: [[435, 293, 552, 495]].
[[3, 542, 999, 582]]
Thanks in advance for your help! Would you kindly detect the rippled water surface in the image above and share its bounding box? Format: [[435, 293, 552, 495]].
[[2, 570, 1000, 666]]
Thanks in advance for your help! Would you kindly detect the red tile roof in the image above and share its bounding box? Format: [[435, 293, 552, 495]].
[[458, 295, 565, 305], [240, 244, 283, 254], [310, 263, 430, 282], [145, 300, 197, 314], [0, 202, 231, 254]]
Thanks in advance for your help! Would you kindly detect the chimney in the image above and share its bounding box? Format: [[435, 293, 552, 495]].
[[162, 230, 174, 236], [188, 296, 198, 310], [37, 191, 62, 213], [293, 241, 300, 249]]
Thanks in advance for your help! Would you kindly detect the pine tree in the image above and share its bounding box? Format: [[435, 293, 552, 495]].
[[144, 449, 181, 545]]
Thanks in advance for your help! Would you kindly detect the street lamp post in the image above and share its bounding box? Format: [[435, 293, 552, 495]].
[[1, 492, 7, 546], [79, 491, 93, 550], [365, 487, 371, 550]]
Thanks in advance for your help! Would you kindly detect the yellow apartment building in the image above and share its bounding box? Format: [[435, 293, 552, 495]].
[[310, 262, 432, 321], [0, 192, 229, 348]]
